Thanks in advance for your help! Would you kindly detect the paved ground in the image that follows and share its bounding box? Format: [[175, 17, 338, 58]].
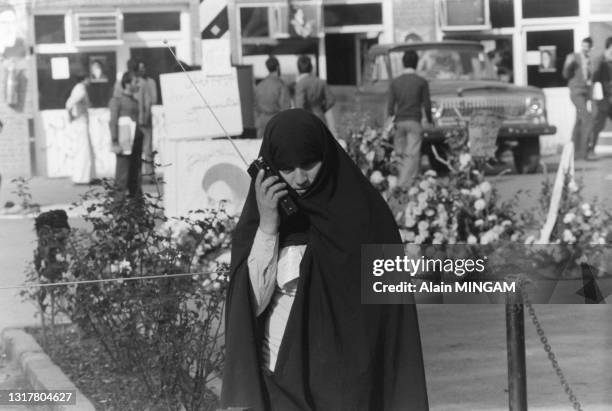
[[0, 154, 610, 409]]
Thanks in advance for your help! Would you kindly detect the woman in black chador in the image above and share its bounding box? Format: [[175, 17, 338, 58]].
[[221, 109, 428, 411]]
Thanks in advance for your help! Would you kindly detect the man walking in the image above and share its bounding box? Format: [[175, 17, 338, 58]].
[[254, 56, 291, 138], [295, 55, 335, 126], [387, 50, 433, 187], [590, 36, 612, 158], [562, 37, 593, 160]]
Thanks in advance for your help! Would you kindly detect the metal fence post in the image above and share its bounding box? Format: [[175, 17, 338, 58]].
[[506, 289, 527, 411]]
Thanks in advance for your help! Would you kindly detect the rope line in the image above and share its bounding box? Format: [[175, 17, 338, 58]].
[[0, 269, 229, 291]]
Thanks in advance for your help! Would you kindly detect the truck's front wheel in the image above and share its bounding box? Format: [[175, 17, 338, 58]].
[[513, 137, 541, 174]]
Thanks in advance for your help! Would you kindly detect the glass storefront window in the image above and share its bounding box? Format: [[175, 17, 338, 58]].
[[37, 52, 116, 110], [34, 15, 65, 44], [240, 7, 269, 38], [323, 3, 382, 27], [522, 0, 578, 19], [124, 12, 180, 32]]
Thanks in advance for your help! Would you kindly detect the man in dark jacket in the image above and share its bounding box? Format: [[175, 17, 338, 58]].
[[562, 37, 593, 160], [590, 36, 612, 159], [387, 50, 433, 187], [294, 55, 335, 126], [254, 56, 291, 138]]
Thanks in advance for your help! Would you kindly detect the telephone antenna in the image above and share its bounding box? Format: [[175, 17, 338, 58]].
[[162, 40, 249, 167]]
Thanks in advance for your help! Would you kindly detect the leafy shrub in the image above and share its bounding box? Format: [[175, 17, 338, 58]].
[[23, 180, 236, 410]]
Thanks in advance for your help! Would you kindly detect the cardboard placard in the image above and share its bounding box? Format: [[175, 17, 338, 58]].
[[160, 69, 243, 140]]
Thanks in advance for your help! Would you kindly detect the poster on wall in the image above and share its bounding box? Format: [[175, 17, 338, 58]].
[[539, 45, 557, 73], [50, 57, 70, 80], [288, 2, 320, 38]]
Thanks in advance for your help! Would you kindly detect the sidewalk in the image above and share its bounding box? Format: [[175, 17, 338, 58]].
[[0, 177, 160, 218]]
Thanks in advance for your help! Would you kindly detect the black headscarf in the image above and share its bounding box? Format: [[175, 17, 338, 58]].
[[221, 109, 428, 411]]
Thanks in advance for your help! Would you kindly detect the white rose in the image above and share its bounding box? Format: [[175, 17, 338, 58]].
[[459, 153, 472, 169], [387, 175, 398, 189], [119, 259, 131, 273], [487, 214, 498, 222], [474, 219, 484, 227], [467, 235, 478, 244], [404, 215, 416, 228], [433, 232, 445, 245], [562, 229, 576, 244], [418, 220, 429, 233], [479, 181, 492, 194], [581, 203, 592, 217], [563, 212, 576, 224], [419, 180, 431, 190], [568, 180, 578, 193], [365, 151, 375, 162], [471, 187, 483, 198], [417, 192, 429, 205], [460, 188, 470, 196], [425, 208, 436, 217], [474, 199, 486, 211], [369, 170, 384, 184], [408, 187, 419, 196], [424, 170, 437, 178]]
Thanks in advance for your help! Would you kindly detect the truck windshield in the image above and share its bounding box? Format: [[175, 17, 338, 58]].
[[381, 47, 494, 81]]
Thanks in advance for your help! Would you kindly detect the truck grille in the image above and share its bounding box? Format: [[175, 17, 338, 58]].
[[440, 96, 527, 119]]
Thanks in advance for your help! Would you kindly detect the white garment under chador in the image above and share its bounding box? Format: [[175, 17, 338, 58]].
[[247, 229, 306, 371]]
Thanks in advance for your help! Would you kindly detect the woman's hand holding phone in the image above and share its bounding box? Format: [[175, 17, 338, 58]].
[[254, 169, 288, 235]]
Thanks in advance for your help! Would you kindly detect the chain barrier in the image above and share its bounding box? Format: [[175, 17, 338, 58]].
[[518, 278, 583, 411]]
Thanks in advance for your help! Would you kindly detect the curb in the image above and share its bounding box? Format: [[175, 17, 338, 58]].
[[1, 328, 95, 411]]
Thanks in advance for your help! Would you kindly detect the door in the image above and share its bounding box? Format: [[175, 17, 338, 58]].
[[129, 47, 178, 104], [522, 26, 578, 151]]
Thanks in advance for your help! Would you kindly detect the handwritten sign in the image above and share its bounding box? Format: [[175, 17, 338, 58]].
[[160, 69, 243, 140], [468, 111, 502, 158]]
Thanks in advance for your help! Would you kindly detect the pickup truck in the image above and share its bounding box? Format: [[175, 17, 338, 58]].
[[336, 40, 557, 173]]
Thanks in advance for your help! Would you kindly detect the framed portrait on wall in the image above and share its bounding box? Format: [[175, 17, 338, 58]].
[[89, 55, 109, 83], [538, 45, 556, 73]]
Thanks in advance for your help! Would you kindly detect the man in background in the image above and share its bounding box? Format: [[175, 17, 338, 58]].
[[135, 61, 158, 180], [562, 37, 593, 161], [387, 50, 433, 188], [590, 36, 612, 159], [254, 56, 291, 138], [294, 55, 335, 127]]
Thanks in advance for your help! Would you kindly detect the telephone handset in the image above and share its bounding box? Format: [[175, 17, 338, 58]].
[[247, 157, 299, 217]]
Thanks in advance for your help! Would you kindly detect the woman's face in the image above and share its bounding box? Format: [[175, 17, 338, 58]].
[[279, 161, 322, 196]]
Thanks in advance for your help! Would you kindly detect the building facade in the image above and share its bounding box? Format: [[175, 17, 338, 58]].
[[0, 0, 200, 179], [229, 0, 612, 151]]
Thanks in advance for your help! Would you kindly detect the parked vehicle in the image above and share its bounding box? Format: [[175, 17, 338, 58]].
[[339, 40, 557, 173]]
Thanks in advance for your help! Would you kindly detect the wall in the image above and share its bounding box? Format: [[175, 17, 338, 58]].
[[392, 0, 437, 42], [0, 1, 34, 179]]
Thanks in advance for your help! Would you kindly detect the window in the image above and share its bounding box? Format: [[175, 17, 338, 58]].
[[490, 0, 514, 28], [522, 0, 578, 18], [34, 15, 65, 44], [124, 12, 180, 32], [526, 30, 573, 88], [440, 0, 490, 30], [37, 52, 116, 110], [240, 7, 269, 38], [323, 3, 382, 27]]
